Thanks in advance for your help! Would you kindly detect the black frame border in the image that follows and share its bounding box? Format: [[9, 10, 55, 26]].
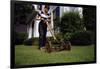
[[11, 0, 97, 68]]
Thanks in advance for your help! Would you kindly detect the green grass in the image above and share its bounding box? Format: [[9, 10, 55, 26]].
[[15, 44, 95, 65]]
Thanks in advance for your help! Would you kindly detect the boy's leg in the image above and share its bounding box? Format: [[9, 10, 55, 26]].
[[39, 23, 44, 49], [42, 27, 47, 47], [38, 20, 47, 51], [38, 22, 47, 49]]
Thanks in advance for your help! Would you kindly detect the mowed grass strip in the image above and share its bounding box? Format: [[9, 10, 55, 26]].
[[15, 45, 95, 65]]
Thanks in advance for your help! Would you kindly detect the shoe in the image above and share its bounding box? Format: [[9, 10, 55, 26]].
[[40, 47, 45, 51]]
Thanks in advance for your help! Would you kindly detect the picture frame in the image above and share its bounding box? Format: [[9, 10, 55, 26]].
[[11, 0, 96, 68]]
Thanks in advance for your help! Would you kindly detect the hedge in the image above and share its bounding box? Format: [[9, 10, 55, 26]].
[[14, 32, 27, 45], [70, 31, 93, 45]]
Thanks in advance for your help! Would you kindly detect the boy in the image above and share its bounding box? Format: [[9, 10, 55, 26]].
[[37, 5, 51, 50]]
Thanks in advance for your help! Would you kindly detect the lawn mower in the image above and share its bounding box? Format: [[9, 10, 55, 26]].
[[45, 21, 71, 53]]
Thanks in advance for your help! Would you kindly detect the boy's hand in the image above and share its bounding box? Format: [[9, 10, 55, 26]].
[[41, 18, 44, 20]]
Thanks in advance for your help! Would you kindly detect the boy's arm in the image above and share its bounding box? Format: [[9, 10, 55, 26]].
[[47, 17, 51, 23], [35, 13, 41, 20]]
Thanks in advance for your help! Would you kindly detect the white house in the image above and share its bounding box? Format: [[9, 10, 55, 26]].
[[27, 5, 83, 39], [60, 6, 83, 18]]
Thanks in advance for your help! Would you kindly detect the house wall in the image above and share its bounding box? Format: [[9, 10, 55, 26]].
[[27, 23, 33, 38]]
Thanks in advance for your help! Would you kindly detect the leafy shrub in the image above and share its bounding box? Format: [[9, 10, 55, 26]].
[[61, 12, 83, 34], [23, 38, 34, 45], [23, 38, 39, 45], [14, 32, 27, 45], [54, 33, 62, 40], [83, 7, 96, 31], [70, 31, 93, 45], [63, 33, 73, 41], [33, 38, 39, 45]]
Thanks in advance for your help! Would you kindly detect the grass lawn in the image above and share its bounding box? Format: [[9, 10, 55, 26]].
[[15, 44, 95, 66]]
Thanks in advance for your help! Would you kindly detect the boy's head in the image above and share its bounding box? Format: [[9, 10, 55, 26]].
[[44, 5, 49, 13]]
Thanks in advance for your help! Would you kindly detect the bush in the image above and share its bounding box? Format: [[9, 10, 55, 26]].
[[70, 31, 93, 45], [63, 33, 73, 41], [23, 38, 34, 45], [61, 12, 83, 34], [23, 38, 39, 45], [14, 32, 27, 45], [32, 38, 39, 45]]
